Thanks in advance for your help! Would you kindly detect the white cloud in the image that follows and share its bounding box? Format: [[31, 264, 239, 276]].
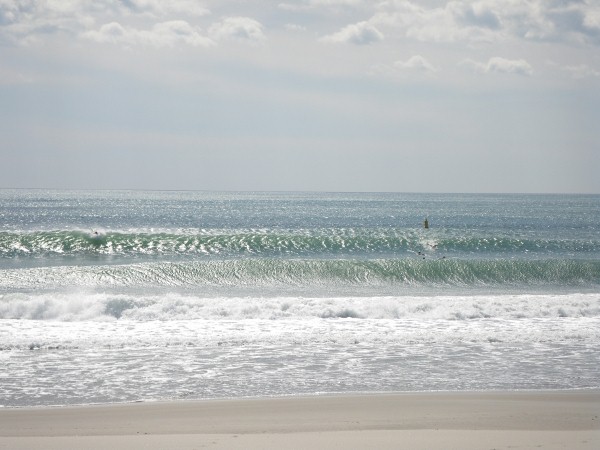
[[208, 17, 265, 43], [371, 1, 498, 43], [149, 20, 214, 47], [0, 0, 19, 25], [372, 0, 600, 46], [83, 20, 214, 48], [563, 64, 600, 79], [2, 0, 599, 50], [308, 0, 363, 5], [583, 7, 600, 30], [461, 57, 533, 76], [368, 54, 436, 79], [0, 0, 95, 44], [394, 55, 436, 72], [119, 0, 210, 18], [486, 57, 533, 75], [0, 0, 210, 45], [285, 24, 307, 32], [84, 21, 126, 44], [457, 1, 501, 30], [321, 21, 383, 45], [278, 0, 365, 12]]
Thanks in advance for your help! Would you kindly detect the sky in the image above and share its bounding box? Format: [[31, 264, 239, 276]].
[[1, 0, 599, 193]]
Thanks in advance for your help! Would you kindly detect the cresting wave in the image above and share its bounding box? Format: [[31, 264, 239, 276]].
[[1, 292, 599, 323], [1, 229, 599, 258], [1, 258, 599, 290]]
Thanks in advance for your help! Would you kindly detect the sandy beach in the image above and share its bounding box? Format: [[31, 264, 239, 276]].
[[1, 390, 598, 449]]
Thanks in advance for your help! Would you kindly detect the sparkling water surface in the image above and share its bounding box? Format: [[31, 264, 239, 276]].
[[1, 190, 599, 406]]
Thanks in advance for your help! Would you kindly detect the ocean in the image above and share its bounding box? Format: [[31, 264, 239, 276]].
[[1, 190, 599, 407]]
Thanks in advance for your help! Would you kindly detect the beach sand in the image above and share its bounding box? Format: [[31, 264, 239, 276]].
[[1, 390, 598, 449]]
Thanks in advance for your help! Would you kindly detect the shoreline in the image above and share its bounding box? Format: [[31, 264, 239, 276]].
[[3, 386, 600, 410], [1, 390, 598, 449]]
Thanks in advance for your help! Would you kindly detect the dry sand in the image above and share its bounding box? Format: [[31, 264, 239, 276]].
[[1, 390, 599, 449]]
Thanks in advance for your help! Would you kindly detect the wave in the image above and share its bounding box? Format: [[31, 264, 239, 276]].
[[1, 291, 599, 323], [1, 229, 599, 258], [1, 258, 599, 291]]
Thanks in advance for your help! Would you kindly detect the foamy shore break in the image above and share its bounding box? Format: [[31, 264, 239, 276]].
[[1, 391, 598, 450]]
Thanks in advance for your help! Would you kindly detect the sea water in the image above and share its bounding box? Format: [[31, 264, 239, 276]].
[[1, 190, 599, 407]]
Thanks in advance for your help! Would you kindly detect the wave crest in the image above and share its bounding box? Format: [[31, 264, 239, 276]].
[[2, 229, 599, 258], [1, 258, 599, 291]]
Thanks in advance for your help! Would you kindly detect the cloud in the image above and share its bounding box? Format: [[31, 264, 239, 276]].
[[321, 21, 384, 45], [461, 57, 533, 76], [83, 20, 214, 48], [308, 0, 363, 5], [285, 24, 307, 32], [149, 20, 214, 47], [584, 7, 600, 30], [0, 0, 210, 45], [371, 1, 498, 44], [0, 0, 95, 44], [486, 57, 533, 75], [278, 0, 364, 12], [563, 63, 600, 78], [456, 2, 501, 30], [208, 17, 266, 43], [119, 0, 210, 18], [84, 21, 127, 44], [394, 55, 436, 72], [537, 1, 600, 44], [368, 54, 436, 78], [371, 0, 600, 46], [3, 0, 599, 50]]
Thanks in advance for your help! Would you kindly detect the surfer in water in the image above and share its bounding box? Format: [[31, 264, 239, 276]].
[[424, 218, 429, 229]]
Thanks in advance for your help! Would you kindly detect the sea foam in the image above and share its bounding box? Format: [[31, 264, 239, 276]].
[[1, 291, 599, 322]]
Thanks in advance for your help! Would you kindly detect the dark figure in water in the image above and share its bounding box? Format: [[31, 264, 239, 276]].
[[424, 218, 429, 229]]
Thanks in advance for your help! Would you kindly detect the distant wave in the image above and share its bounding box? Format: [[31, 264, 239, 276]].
[[1, 258, 599, 291], [1, 229, 598, 258]]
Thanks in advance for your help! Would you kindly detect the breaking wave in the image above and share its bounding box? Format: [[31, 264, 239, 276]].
[[1, 291, 599, 322]]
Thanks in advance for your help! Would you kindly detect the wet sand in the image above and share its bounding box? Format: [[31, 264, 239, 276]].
[[1, 390, 598, 449]]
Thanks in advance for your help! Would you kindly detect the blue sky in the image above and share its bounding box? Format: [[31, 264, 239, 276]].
[[1, 0, 599, 193]]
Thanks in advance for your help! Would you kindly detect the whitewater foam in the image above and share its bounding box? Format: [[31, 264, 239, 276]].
[[2, 313, 599, 406], [2, 291, 599, 322]]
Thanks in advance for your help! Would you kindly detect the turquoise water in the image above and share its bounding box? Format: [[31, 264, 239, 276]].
[[1, 190, 599, 406]]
